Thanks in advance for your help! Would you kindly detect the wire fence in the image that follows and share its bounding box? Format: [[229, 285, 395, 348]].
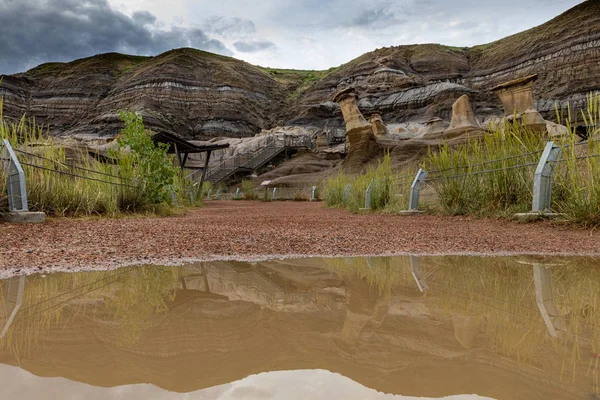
[[13, 149, 133, 182], [18, 161, 136, 188]]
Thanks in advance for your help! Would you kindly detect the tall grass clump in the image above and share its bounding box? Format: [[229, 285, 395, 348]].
[[241, 179, 259, 200], [553, 92, 600, 227], [323, 153, 404, 212], [0, 100, 195, 216], [424, 121, 547, 216]]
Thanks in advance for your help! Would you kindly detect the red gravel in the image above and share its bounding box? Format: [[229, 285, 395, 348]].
[[1, 201, 599, 274]]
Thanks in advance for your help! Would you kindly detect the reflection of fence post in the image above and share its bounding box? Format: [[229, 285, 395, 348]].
[[311, 186, 317, 201], [362, 181, 374, 210], [533, 264, 566, 338], [0, 139, 29, 212], [410, 255, 429, 292], [235, 188, 241, 200], [532, 141, 562, 213], [272, 187, 278, 200], [1, 275, 25, 339]]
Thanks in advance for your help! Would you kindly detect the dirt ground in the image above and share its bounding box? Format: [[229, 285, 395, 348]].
[[1, 201, 599, 275]]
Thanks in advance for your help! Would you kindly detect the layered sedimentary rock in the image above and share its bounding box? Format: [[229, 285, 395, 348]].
[[442, 95, 483, 138], [0, 1, 598, 141], [288, 0, 600, 128], [491, 74, 547, 133], [0, 50, 284, 140], [333, 88, 377, 168], [366, 112, 389, 137]]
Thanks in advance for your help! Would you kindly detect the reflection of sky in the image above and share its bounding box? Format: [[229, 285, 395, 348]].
[[0, 365, 494, 400]]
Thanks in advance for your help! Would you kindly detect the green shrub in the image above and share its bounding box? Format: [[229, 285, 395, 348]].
[[0, 102, 196, 216]]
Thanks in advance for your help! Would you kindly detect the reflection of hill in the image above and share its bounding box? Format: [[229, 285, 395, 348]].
[[0, 257, 597, 399]]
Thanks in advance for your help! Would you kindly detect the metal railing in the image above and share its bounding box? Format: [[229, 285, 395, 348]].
[[205, 134, 316, 182]]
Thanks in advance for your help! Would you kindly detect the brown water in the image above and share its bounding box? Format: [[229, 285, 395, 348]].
[[1, 255, 599, 400]]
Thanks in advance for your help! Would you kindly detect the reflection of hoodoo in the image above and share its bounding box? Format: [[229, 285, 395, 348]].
[[339, 276, 390, 348]]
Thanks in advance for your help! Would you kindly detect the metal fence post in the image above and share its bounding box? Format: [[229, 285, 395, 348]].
[[207, 189, 212, 200], [189, 188, 195, 204], [272, 187, 278, 200], [363, 181, 374, 210], [235, 187, 241, 199], [0, 139, 29, 212], [408, 169, 427, 211], [343, 184, 352, 203], [311, 186, 317, 201], [532, 141, 562, 213]]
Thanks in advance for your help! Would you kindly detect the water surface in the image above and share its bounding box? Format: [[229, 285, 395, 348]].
[[1, 255, 599, 399]]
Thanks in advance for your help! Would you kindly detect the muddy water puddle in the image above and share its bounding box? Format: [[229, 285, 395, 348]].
[[1, 255, 599, 399]]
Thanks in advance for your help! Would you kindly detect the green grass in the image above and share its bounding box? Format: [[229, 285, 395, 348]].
[[422, 92, 600, 226], [323, 153, 416, 213], [0, 101, 198, 217], [423, 121, 546, 217]]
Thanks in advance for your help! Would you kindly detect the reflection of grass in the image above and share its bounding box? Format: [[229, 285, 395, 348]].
[[0, 266, 180, 359], [423, 256, 600, 391], [326, 256, 414, 297], [105, 267, 179, 346]]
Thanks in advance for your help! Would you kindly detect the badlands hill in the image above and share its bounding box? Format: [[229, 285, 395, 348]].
[[0, 0, 599, 140]]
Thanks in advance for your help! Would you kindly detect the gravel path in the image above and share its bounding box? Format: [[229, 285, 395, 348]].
[[1, 201, 599, 275]]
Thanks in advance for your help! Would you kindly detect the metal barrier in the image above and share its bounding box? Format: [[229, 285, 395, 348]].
[[408, 169, 428, 212], [532, 141, 561, 213], [362, 181, 374, 210], [0, 139, 29, 212]]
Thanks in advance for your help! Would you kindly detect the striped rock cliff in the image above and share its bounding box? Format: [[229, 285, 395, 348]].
[[0, 0, 598, 140]]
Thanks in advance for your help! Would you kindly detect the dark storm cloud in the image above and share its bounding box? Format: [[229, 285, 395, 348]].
[[0, 0, 232, 75], [233, 39, 277, 53]]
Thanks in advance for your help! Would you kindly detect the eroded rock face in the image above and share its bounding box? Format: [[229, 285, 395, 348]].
[[287, 1, 600, 128], [491, 74, 547, 133], [0, 50, 283, 140], [443, 95, 483, 138], [0, 1, 597, 141], [367, 113, 389, 136], [333, 88, 377, 168]]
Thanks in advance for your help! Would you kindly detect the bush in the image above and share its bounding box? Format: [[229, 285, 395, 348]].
[[110, 111, 179, 210], [0, 102, 195, 216]]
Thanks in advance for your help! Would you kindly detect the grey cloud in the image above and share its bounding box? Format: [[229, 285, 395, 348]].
[[350, 5, 407, 30], [204, 16, 257, 37], [0, 0, 232, 75], [233, 39, 277, 53]]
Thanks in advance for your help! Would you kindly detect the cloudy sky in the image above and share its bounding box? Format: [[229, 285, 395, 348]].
[[0, 0, 584, 74]]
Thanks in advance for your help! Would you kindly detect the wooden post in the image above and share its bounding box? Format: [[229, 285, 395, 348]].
[[198, 150, 212, 191]]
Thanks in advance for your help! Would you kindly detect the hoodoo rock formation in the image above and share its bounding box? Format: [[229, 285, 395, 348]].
[[443, 95, 483, 139], [333, 88, 377, 168], [491, 74, 547, 133], [0, 1, 597, 146]]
